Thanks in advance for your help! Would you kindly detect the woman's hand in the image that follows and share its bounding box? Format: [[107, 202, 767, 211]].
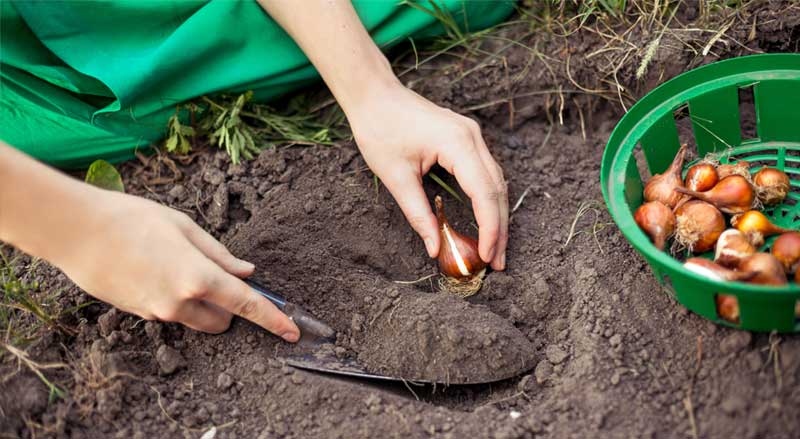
[[0, 144, 300, 340], [347, 83, 508, 269], [258, 0, 508, 270], [63, 191, 300, 339]]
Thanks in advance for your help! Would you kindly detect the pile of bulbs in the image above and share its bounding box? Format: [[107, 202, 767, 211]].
[[633, 144, 799, 323]]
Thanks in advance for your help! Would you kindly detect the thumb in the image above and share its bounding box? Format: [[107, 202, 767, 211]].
[[383, 171, 440, 258]]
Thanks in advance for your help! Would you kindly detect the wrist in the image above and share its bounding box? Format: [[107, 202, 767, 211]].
[[327, 48, 402, 117]]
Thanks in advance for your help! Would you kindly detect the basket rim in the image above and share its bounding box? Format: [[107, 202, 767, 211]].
[[601, 53, 800, 296]]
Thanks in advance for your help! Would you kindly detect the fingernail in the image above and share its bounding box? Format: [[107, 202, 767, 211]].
[[499, 252, 506, 270], [424, 238, 435, 257], [281, 331, 300, 343], [240, 260, 255, 271]]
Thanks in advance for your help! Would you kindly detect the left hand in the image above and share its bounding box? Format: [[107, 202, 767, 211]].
[[346, 82, 508, 270]]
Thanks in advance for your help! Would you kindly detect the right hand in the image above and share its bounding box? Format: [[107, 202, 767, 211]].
[[53, 187, 300, 340]]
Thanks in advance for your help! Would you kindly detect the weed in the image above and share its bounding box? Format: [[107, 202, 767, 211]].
[[162, 91, 350, 164]]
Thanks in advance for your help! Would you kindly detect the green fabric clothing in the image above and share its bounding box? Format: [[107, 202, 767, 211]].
[[1, 1, 514, 169]]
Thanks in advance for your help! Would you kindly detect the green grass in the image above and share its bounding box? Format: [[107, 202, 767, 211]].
[[163, 91, 350, 164], [0, 247, 79, 401]]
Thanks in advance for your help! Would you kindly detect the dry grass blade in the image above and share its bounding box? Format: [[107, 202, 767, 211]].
[[1, 343, 67, 401]]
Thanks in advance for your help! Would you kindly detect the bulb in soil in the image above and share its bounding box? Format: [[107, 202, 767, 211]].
[[716, 160, 750, 180], [731, 210, 791, 247], [714, 229, 756, 268], [753, 167, 790, 206], [674, 200, 725, 253], [737, 253, 788, 286], [434, 195, 487, 297], [643, 144, 687, 209], [634, 201, 675, 250], [675, 175, 755, 215], [771, 231, 800, 274]]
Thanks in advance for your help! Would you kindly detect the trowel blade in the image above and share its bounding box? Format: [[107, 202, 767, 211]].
[[282, 351, 433, 383]]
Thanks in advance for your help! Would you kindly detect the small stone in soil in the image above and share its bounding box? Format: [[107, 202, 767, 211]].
[[97, 308, 121, 336], [545, 345, 568, 364], [609, 334, 622, 347], [721, 394, 748, 414], [535, 360, 553, 384], [217, 372, 234, 390], [156, 345, 185, 376], [720, 331, 752, 354], [253, 361, 267, 375], [168, 184, 187, 201], [290, 372, 305, 385], [144, 321, 162, 342]]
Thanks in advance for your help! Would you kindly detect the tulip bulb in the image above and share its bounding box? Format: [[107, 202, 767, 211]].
[[716, 160, 750, 179], [684, 258, 758, 282], [675, 175, 755, 214], [634, 201, 675, 250], [675, 201, 726, 253], [716, 294, 740, 323], [731, 210, 791, 247], [434, 196, 486, 298], [753, 167, 790, 206], [714, 229, 756, 268], [643, 144, 687, 209], [771, 231, 800, 274], [685, 162, 719, 192], [737, 253, 788, 286]]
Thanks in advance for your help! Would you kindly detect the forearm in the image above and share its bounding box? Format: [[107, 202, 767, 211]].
[[0, 143, 98, 263], [256, 0, 400, 112]]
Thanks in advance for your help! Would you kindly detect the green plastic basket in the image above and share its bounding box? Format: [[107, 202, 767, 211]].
[[601, 54, 800, 333]]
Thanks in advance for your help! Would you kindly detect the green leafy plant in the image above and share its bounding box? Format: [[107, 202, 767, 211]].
[[200, 92, 260, 164], [85, 160, 125, 192], [164, 112, 195, 155]]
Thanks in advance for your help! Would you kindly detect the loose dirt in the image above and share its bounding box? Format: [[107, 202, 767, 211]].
[[2, 3, 800, 439]]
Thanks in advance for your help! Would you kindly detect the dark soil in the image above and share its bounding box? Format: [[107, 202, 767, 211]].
[[3, 3, 800, 439]]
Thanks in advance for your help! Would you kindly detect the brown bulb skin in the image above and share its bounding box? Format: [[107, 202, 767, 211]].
[[684, 258, 758, 282], [772, 231, 800, 274], [675, 175, 755, 214], [716, 294, 740, 323], [643, 144, 686, 209], [685, 163, 719, 192], [675, 200, 725, 253], [737, 253, 788, 286], [634, 201, 675, 250], [753, 167, 790, 206], [435, 196, 486, 280], [731, 210, 791, 247], [716, 161, 750, 179], [714, 229, 756, 268]]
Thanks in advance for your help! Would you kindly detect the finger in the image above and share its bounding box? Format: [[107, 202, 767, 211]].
[[471, 131, 508, 270], [381, 168, 440, 258], [175, 300, 233, 334], [181, 219, 255, 277], [202, 268, 300, 342], [442, 142, 501, 263]]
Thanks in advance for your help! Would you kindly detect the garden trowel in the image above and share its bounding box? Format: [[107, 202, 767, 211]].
[[247, 279, 531, 385]]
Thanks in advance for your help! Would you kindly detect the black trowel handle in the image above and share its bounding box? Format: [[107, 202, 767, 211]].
[[246, 279, 336, 342]]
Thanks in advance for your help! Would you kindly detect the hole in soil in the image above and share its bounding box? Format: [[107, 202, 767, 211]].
[[738, 85, 758, 141], [673, 105, 697, 158], [228, 192, 251, 227], [715, 293, 740, 325]]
